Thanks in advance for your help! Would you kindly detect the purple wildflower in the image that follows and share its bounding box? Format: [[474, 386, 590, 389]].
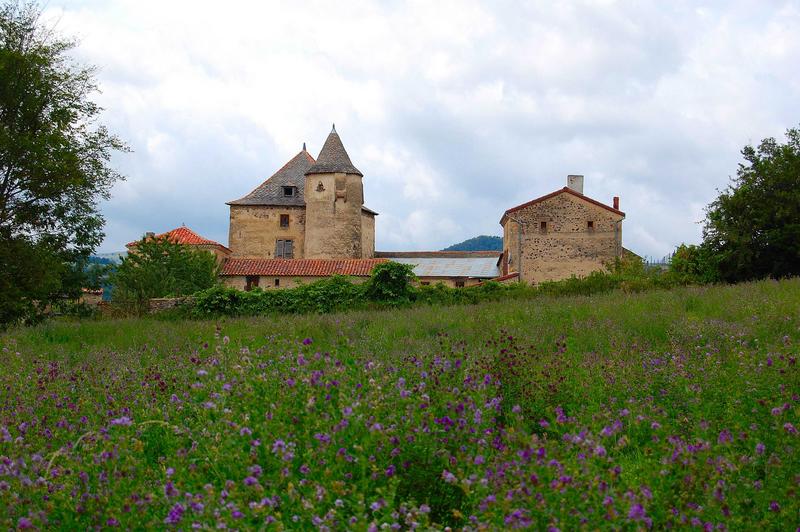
[[110, 416, 133, 426], [164, 503, 185, 525]]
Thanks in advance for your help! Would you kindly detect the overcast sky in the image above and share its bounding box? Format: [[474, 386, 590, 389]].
[[45, 0, 800, 258]]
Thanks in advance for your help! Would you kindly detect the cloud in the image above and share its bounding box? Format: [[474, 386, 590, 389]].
[[42, 0, 800, 257]]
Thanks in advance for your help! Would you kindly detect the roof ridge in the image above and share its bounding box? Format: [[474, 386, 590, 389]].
[[501, 187, 624, 224]]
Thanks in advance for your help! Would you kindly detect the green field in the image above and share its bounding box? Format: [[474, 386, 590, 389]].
[[1, 279, 798, 529]]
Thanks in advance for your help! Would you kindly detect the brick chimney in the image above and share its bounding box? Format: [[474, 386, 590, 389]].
[[567, 175, 584, 194], [613, 196, 619, 210]]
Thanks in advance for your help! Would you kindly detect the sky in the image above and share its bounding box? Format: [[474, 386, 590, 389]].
[[44, 0, 800, 259]]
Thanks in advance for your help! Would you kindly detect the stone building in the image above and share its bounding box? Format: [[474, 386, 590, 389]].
[[220, 125, 380, 289], [226, 125, 376, 260], [499, 175, 625, 284]]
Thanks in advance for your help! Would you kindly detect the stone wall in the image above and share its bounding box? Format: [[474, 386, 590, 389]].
[[222, 275, 369, 290], [148, 296, 194, 313], [228, 205, 306, 258], [503, 192, 623, 284], [304, 172, 364, 259], [416, 277, 483, 288], [361, 212, 376, 258]]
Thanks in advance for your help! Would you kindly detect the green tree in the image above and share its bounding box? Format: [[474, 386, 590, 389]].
[[0, 2, 126, 325], [668, 243, 719, 284], [364, 261, 416, 304], [112, 236, 220, 314], [703, 125, 800, 282]]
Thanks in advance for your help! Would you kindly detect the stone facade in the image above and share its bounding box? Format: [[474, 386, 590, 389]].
[[502, 187, 624, 284], [223, 275, 369, 290], [361, 211, 376, 259], [228, 205, 306, 258], [303, 172, 365, 259]]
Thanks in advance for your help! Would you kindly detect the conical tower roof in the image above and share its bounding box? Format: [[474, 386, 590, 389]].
[[305, 125, 362, 176]]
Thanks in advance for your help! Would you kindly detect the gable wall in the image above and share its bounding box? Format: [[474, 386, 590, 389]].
[[228, 205, 306, 258], [503, 193, 623, 284]]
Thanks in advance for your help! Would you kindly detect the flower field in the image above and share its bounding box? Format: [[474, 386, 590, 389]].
[[1, 279, 799, 529]]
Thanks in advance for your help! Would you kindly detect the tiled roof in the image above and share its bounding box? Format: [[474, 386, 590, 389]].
[[381, 256, 501, 279], [221, 258, 387, 277], [501, 187, 625, 224], [306, 126, 362, 176], [491, 272, 520, 282], [227, 149, 315, 206], [375, 251, 501, 259], [126, 226, 231, 253]]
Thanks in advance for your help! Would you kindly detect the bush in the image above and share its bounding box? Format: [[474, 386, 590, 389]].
[[111, 236, 220, 314], [364, 262, 416, 304]]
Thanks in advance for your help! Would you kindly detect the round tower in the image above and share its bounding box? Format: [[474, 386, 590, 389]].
[[303, 125, 365, 259]]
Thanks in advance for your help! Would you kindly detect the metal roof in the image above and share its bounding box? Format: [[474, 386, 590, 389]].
[[384, 257, 501, 279]]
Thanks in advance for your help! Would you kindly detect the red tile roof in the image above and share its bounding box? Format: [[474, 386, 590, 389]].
[[221, 258, 387, 277], [501, 187, 624, 225], [126, 226, 231, 253], [491, 272, 520, 282]]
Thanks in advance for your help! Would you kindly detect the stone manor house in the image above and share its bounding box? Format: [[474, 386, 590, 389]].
[[128, 126, 629, 288]]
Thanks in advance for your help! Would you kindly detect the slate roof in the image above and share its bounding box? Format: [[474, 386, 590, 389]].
[[501, 187, 625, 225], [306, 126, 363, 176], [227, 149, 316, 207], [381, 256, 501, 279], [126, 226, 231, 253], [221, 258, 387, 277]]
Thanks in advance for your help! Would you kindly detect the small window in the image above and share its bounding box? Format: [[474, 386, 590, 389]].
[[280, 214, 290, 228], [282, 186, 295, 197], [275, 239, 294, 259], [455, 281, 465, 288], [587, 220, 594, 231], [274, 278, 280, 287], [540, 221, 547, 232], [245, 275, 259, 291], [420, 281, 430, 286]]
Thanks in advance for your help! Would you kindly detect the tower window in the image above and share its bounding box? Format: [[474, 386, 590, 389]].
[[275, 239, 294, 258], [587, 220, 594, 231], [540, 221, 547, 232], [282, 186, 296, 197], [280, 214, 290, 228]]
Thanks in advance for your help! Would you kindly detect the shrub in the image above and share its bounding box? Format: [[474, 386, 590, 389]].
[[111, 236, 220, 314], [365, 262, 416, 304]]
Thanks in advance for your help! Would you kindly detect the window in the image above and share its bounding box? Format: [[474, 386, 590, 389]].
[[274, 278, 280, 287], [540, 221, 547, 232], [587, 220, 594, 231], [455, 280, 465, 288], [245, 275, 259, 291], [420, 281, 430, 286], [275, 239, 294, 258], [282, 186, 295, 197], [280, 214, 290, 228]]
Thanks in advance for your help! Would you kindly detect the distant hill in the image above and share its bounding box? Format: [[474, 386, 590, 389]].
[[90, 252, 127, 264], [442, 235, 503, 252]]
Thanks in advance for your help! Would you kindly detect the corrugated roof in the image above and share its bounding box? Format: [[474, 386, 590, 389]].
[[221, 258, 386, 277], [501, 187, 624, 225], [383, 257, 501, 279], [227, 149, 315, 206], [375, 251, 501, 259], [305, 126, 363, 176], [126, 226, 231, 253]]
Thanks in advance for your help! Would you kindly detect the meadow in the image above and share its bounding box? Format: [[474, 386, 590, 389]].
[[1, 279, 798, 529]]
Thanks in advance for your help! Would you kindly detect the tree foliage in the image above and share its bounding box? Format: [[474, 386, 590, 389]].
[[112, 236, 220, 314], [0, 2, 126, 325], [703, 125, 800, 282]]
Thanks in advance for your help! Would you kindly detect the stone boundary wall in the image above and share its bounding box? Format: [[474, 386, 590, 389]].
[[148, 297, 194, 313]]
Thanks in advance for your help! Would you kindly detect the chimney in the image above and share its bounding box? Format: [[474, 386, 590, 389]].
[[567, 174, 584, 194], [613, 196, 619, 210]]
